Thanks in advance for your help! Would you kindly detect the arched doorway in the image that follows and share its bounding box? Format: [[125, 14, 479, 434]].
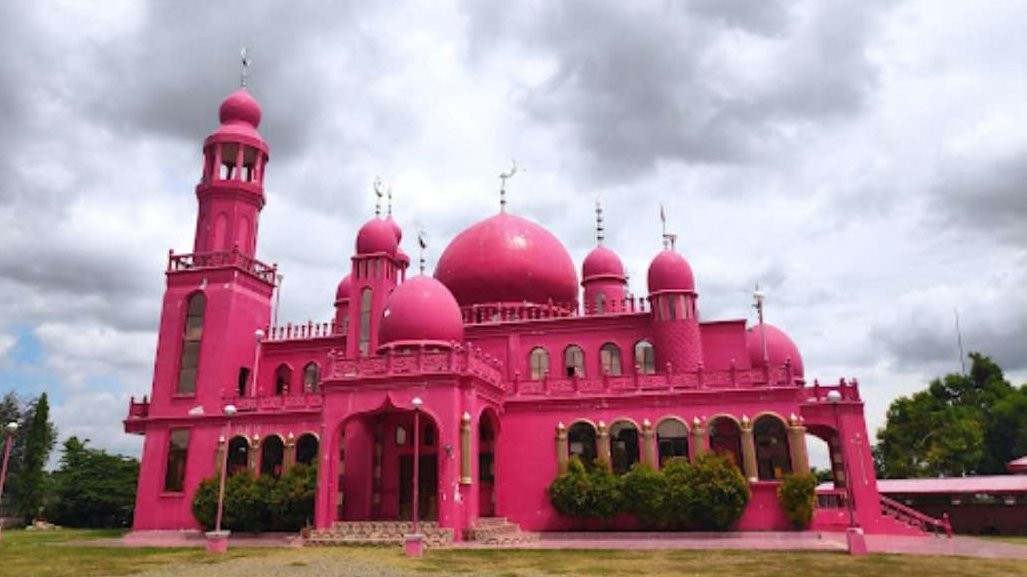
[[336, 408, 442, 523], [479, 409, 499, 517], [261, 435, 285, 478], [709, 416, 743, 470], [656, 418, 689, 466], [609, 420, 640, 475], [567, 421, 598, 465], [754, 415, 792, 480], [227, 436, 250, 476], [296, 433, 319, 466]]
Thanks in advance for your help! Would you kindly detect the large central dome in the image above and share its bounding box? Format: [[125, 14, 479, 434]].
[[435, 212, 579, 308]]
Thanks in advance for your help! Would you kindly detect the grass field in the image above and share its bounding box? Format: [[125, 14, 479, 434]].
[[2, 529, 1027, 577]]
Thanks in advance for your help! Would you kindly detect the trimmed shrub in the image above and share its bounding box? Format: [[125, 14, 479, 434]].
[[548, 456, 594, 518], [586, 461, 622, 518], [684, 453, 750, 530], [777, 471, 817, 528], [660, 457, 695, 528], [268, 464, 317, 531], [620, 463, 668, 526], [192, 468, 314, 533]]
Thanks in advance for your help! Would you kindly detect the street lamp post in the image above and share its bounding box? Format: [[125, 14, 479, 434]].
[[207, 404, 237, 554], [404, 397, 425, 557], [251, 329, 264, 397], [0, 422, 19, 545], [827, 390, 867, 556]]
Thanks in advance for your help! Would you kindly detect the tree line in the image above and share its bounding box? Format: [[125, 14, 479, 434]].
[[0, 391, 139, 527]]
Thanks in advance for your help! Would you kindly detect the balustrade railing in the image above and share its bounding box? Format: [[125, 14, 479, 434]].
[[167, 248, 277, 284], [229, 393, 324, 412], [266, 321, 342, 342], [127, 395, 150, 419], [327, 344, 505, 389], [803, 378, 862, 403], [880, 495, 953, 537], [509, 364, 795, 397]]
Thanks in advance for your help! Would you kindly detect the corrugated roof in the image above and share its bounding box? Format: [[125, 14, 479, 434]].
[[818, 476, 1027, 494]]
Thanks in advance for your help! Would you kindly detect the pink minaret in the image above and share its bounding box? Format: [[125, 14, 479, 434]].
[[193, 89, 269, 256], [647, 233, 702, 374], [581, 201, 627, 315], [346, 183, 404, 357], [148, 84, 275, 410]]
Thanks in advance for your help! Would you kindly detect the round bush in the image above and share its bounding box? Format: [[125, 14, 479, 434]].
[[777, 472, 817, 528]]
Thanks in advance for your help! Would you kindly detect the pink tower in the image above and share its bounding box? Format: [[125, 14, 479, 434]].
[[647, 242, 702, 374], [345, 193, 404, 357], [581, 202, 627, 315], [132, 87, 275, 529]]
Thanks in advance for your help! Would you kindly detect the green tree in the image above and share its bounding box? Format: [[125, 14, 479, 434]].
[[876, 353, 1025, 478], [13, 393, 56, 519], [47, 437, 139, 527]]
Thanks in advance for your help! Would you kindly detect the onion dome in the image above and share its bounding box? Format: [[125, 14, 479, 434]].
[[582, 245, 626, 282], [647, 249, 695, 293], [378, 275, 464, 347], [335, 274, 352, 303], [219, 89, 262, 127], [435, 212, 578, 307], [746, 323, 805, 378], [385, 215, 403, 243], [356, 218, 398, 256]]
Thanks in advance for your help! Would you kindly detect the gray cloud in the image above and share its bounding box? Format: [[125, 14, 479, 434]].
[[931, 149, 1027, 245]]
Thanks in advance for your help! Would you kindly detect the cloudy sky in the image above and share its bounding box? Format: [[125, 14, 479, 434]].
[[1, 1, 1025, 462]]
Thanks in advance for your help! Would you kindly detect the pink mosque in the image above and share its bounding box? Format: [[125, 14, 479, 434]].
[[124, 87, 944, 542]]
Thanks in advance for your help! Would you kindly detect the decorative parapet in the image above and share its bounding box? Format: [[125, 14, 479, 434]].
[[167, 247, 277, 284], [510, 365, 795, 398], [230, 393, 324, 412], [265, 321, 343, 342], [327, 344, 505, 389], [459, 296, 652, 325], [127, 395, 150, 419], [801, 378, 862, 403]]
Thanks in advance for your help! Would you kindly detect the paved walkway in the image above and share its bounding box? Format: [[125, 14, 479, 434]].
[[110, 530, 1027, 560]]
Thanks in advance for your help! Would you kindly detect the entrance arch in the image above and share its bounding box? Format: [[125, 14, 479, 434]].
[[478, 408, 500, 517]]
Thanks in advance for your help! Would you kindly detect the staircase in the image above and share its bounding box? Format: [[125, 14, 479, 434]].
[[463, 517, 538, 545], [305, 521, 454, 548], [880, 495, 952, 537]]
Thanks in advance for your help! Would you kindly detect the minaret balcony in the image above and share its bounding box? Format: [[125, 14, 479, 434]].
[[167, 247, 276, 284]]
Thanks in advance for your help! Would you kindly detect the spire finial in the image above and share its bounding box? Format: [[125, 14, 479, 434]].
[[387, 185, 393, 217], [240, 47, 251, 89], [659, 204, 676, 250], [753, 283, 768, 363], [417, 230, 428, 275], [373, 176, 385, 217], [595, 199, 605, 245], [498, 160, 522, 213]]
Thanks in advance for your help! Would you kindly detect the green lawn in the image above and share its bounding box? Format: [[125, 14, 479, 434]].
[[2, 529, 1027, 577]]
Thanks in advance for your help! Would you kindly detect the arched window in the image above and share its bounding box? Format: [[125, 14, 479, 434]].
[[260, 436, 285, 478], [709, 417, 743, 470], [595, 293, 606, 315], [177, 293, 206, 395], [656, 418, 689, 466], [564, 345, 585, 377], [600, 343, 622, 376], [567, 421, 597, 464], [754, 415, 792, 480], [296, 433, 319, 466], [609, 420, 640, 475], [227, 436, 250, 476], [274, 365, 291, 396], [359, 288, 373, 356], [303, 362, 320, 393], [634, 340, 655, 374], [529, 347, 549, 380]]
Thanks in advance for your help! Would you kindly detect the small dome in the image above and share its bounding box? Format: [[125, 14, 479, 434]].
[[218, 89, 262, 127], [356, 218, 399, 256], [379, 276, 464, 347], [396, 248, 411, 267], [435, 212, 578, 307], [385, 215, 403, 243], [647, 249, 695, 293], [335, 274, 352, 303], [746, 323, 804, 379], [582, 245, 626, 282]]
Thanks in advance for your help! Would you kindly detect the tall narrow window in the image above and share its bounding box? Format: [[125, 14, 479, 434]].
[[564, 345, 585, 377], [237, 367, 250, 397], [634, 340, 655, 374], [600, 343, 622, 376], [595, 293, 606, 315], [274, 365, 291, 396], [296, 434, 319, 466], [177, 293, 206, 395], [163, 429, 190, 492], [303, 362, 320, 393], [359, 288, 373, 356], [261, 436, 285, 479], [529, 347, 549, 380]]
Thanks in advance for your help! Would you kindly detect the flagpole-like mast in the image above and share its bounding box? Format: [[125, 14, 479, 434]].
[[954, 307, 966, 375]]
